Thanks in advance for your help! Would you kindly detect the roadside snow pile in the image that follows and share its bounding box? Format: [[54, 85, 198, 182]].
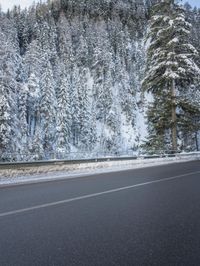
[[0, 154, 200, 186]]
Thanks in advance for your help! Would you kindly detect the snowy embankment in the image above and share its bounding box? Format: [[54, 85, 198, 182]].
[[0, 153, 200, 186]]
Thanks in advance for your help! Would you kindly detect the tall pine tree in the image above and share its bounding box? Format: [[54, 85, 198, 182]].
[[143, 0, 200, 153]]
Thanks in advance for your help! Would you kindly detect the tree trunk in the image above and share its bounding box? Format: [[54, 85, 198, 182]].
[[171, 79, 177, 152]]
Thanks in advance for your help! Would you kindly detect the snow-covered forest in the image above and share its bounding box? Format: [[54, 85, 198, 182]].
[[0, 0, 200, 161]]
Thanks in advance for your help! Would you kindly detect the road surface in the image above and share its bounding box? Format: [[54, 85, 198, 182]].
[[0, 160, 200, 266]]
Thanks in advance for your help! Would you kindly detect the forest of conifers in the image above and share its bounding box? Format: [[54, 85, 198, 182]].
[[0, 0, 200, 161]]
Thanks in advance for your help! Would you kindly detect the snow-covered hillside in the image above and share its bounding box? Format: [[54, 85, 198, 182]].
[[0, 0, 150, 161], [0, 0, 200, 161]]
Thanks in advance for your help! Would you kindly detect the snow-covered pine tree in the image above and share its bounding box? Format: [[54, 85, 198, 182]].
[[105, 106, 121, 155], [18, 83, 28, 158], [57, 11, 73, 68], [56, 70, 71, 157], [0, 87, 12, 160], [27, 73, 40, 136], [78, 68, 96, 152], [143, 0, 200, 153], [70, 65, 81, 148], [40, 61, 57, 158], [28, 126, 44, 161], [0, 28, 21, 160], [23, 39, 43, 78], [92, 21, 113, 123]]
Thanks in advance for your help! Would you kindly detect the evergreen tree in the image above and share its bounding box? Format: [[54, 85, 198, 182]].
[[18, 83, 28, 158], [23, 39, 43, 78], [0, 87, 12, 160], [27, 73, 40, 136], [40, 61, 57, 158], [28, 126, 44, 160], [78, 68, 96, 151], [0, 29, 21, 160], [57, 11, 74, 67], [56, 71, 71, 157], [143, 0, 200, 152], [70, 65, 81, 147]]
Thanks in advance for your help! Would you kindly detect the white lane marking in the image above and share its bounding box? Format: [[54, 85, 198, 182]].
[[0, 170, 200, 218]]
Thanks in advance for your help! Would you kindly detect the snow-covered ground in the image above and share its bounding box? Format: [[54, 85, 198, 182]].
[[0, 154, 199, 186]]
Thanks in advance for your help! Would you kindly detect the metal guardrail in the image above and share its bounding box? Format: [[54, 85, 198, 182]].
[[0, 156, 138, 169], [0, 149, 182, 162], [0, 152, 200, 170]]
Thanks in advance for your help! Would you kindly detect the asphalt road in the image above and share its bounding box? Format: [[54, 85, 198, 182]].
[[0, 160, 200, 266]]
